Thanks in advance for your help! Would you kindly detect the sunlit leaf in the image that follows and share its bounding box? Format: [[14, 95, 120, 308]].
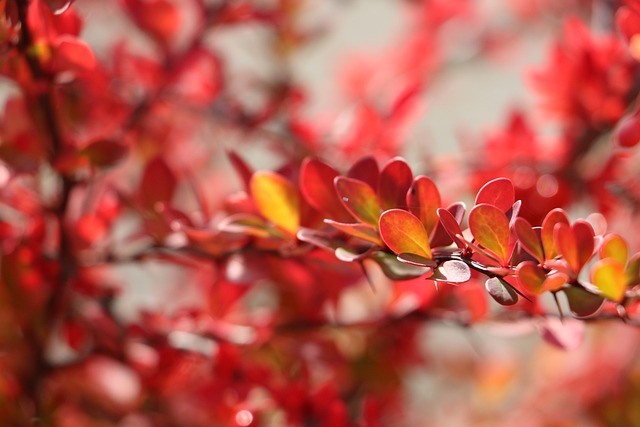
[[563, 286, 605, 318], [468, 204, 510, 264], [542, 208, 569, 260], [324, 219, 383, 246], [599, 233, 628, 265], [554, 222, 594, 274], [513, 217, 544, 263], [591, 258, 627, 302], [378, 157, 413, 210], [300, 158, 353, 222], [334, 177, 381, 227], [407, 175, 441, 236], [218, 213, 274, 239], [250, 171, 300, 236], [474, 177, 514, 212], [485, 277, 518, 306], [379, 209, 432, 259]]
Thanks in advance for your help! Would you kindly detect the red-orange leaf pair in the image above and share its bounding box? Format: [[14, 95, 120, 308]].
[[516, 261, 566, 295], [553, 221, 594, 275]]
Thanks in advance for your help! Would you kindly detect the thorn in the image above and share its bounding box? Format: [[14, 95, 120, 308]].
[[552, 292, 564, 322], [360, 262, 376, 293]]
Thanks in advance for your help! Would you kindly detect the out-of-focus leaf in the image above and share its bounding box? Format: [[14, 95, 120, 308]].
[[513, 217, 544, 263], [369, 251, 429, 280], [227, 150, 253, 191], [335, 246, 374, 262], [591, 258, 627, 302], [347, 156, 379, 191], [81, 139, 128, 168], [541, 208, 569, 260], [627, 253, 640, 286], [300, 158, 353, 222], [139, 157, 177, 211], [250, 171, 300, 236], [563, 286, 605, 318], [218, 213, 274, 239], [379, 209, 432, 259], [407, 175, 441, 236], [378, 157, 413, 211], [469, 204, 510, 264], [324, 219, 383, 246], [334, 177, 381, 227], [599, 233, 628, 265], [485, 277, 518, 306], [474, 177, 514, 212], [53, 36, 96, 72], [541, 317, 584, 350]]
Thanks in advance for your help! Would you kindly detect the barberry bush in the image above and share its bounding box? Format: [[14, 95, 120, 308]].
[[3, 0, 640, 425]]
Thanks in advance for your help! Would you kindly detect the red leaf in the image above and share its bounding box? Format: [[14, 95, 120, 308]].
[[541, 208, 569, 260], [436, 207, 465, 249], [139, 157, 177, 211], [474, 177, 515, 212], [300, 158, 353, 222], [407, 175, 441, 236], [347, 156, 379, 191], [513, 217, 544, 263], [379, 209, 432, 259], [334, 177, 381, 227], [227, 150, 253, 191], [250, 171, 300, 236], [615, 114, 640, 148], [554, 221, 594, 274], [378, 157, 413, 210], [53, 36, 96, 73], [469, 204, 510, 265], [430, 202, 465, 248]]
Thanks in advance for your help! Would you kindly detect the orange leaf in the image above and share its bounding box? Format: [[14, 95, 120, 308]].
[[250, 171, 300, 236], [541, 208, 569, 260], [335, 177, 381, 227], [469, 204, 510, 264], [475, 177, 514, 212], [379, 209, 432, 259], [378, 157, 413, 210], [407, 176, 441, 236], [599, 233, 628, 265]]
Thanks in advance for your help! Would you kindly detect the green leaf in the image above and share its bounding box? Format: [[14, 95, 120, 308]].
[[379, 209, 432, 259], [563, 286, 605, 318], [469, 204, 510, 264]]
